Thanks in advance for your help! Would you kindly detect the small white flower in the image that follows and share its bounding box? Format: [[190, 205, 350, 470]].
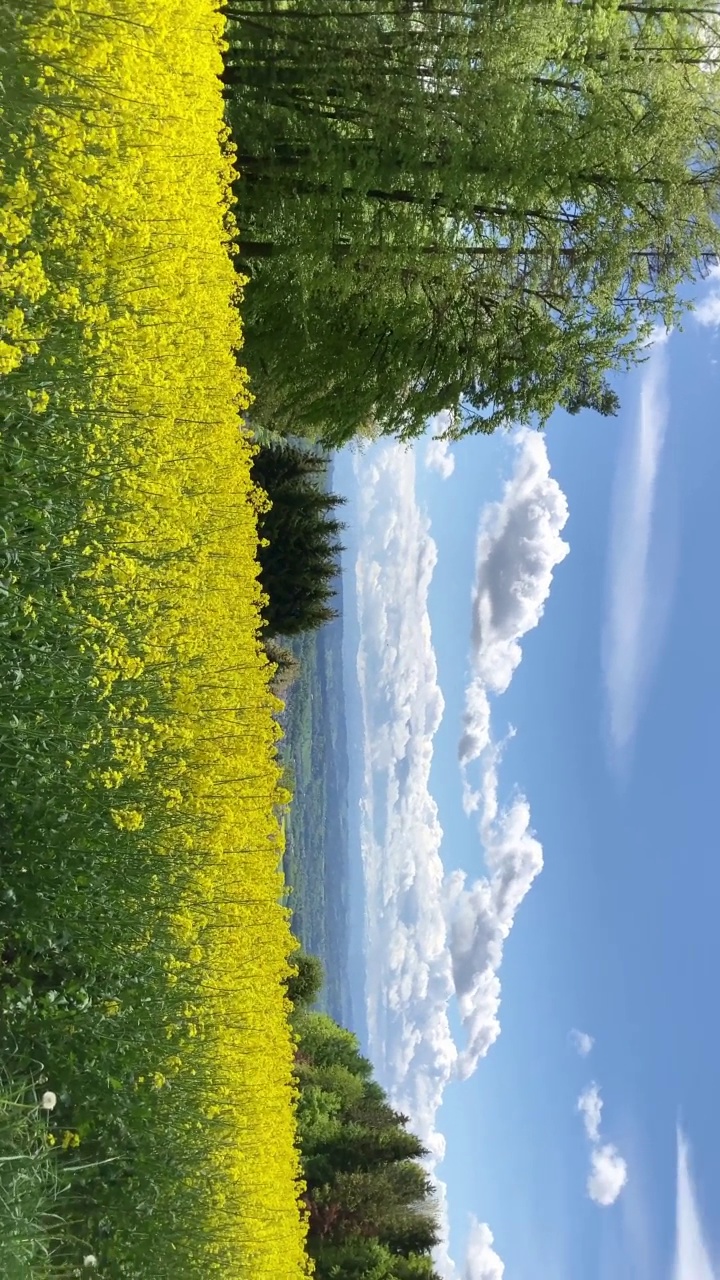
[[83, 1256, 98, 1269], [40, 1091, 57, 1111]]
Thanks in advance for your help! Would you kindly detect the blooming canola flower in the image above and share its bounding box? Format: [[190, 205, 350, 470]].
[[0, 1, 309, 1276]]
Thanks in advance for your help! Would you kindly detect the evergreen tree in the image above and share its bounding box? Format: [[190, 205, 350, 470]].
[[293, 1010, 442, 1278], [250, 443, 345, 636]]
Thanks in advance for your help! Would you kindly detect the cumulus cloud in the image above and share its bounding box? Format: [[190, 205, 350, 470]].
[[425, 412, 456, 479], [458, 428, 569, 800], [464, 1218, 505, 1280], [578, 1083, 604, 1144], [446, 745, 543, 1080], [588, 1143, 629, 1207], [694, 264, 720, 328], [354, 440, 550, 1278], [354, 439, 455, 1159], [355, 441, 545, 1121], [571, 1029, 594, 1057], [575, 1074, 627, 1207], [603, 338, 671, 759], [674, 1128, 717, 1280]]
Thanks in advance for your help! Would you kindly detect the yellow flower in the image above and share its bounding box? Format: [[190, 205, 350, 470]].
[[1, 2, 310, 1270], [27, 388, 50, 414], [109, 808, 144, 831], [0, 339, 22, 375]]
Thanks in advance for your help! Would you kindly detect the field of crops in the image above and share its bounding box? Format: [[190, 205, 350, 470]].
[[0, 1, 308, 1276]]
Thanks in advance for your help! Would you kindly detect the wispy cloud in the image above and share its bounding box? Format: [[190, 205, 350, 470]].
[[600, 1126, 715, 1280], [458, 428, 569, 807], [588, 1143, 629, 1207], [577, 1082, 603, 1143], [674, 1128, 717, 1280], [603, 337, 671, 760], [570, 1028, 594, 1057], [426, 411, 456, 479]]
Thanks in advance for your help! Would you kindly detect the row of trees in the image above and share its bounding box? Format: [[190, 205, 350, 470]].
[[250, 442, 345, 642], [224, 0, 720, 445], [288, 954, 441, 1280]]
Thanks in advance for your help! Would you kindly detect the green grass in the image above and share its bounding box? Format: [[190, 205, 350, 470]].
[[0, 1077, 62, 1279], [0, 1072, 115, 1279]]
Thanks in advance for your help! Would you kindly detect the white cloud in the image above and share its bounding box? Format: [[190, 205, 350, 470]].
[[577, 1083, 603, 1143], [644, 323, 672, 349], [674, 1128, 717, 1280], [464, 1218, 505, 1280], [603, 339, 670, 758], [570, 1029, 594, 1057], [694, 264, 720, 328], [575, 1073, 628, 1208], [588, 1143, 629, 1206], [458, 428, 569, 796], [355, 441, 544, 1122], [355, 439, 456, 1165], [353, 440, 547, 1280], [447, 745, 544, 1081], [426, 412, 456, 478]]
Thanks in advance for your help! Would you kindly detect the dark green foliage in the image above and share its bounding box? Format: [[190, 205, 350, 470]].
[[293, 1010, 441, 1280], [285, 948, 325, 1008], [296, 1011, 373, 1078], [312, 1240, 442, 1280], [251, 443, 345, 637], [224, 0, 720, 444], [561, 374, 621, 419]]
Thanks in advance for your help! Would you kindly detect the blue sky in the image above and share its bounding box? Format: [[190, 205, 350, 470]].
[[335, 271, 720, 1280]]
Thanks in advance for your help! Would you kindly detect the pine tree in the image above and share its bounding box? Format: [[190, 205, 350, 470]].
[[250, 444, 346, 637]]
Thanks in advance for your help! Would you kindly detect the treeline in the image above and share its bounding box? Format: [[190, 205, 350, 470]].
[[248, 442, 345, 663], [224, 0, 720, 446], [288, 953, 441, 1280], [251, 442, 345, 638]]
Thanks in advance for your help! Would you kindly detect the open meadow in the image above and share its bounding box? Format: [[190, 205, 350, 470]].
[[0, 2, 308, 1275]]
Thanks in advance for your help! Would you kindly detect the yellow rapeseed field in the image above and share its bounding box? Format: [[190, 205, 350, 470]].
[[0, 1, 309, 1275]]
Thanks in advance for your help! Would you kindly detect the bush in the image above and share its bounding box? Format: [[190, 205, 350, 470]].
[[286, 950, 325, 1009]]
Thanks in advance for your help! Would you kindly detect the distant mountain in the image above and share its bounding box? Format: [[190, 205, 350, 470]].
[[280, 600, 353, 1029]]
